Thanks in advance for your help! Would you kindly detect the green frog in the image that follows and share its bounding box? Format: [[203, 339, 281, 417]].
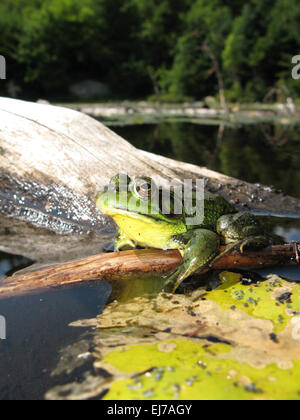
[[95, 174, 269, 292]]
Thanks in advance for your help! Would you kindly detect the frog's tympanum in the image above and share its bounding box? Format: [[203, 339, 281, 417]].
[[95, 174, 269, 292]]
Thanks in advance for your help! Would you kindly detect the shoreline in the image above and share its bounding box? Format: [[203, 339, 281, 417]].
[[54, 100, 300, 126]]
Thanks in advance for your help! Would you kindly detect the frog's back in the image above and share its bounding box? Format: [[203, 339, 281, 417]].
[[186, 192, 236, 230]]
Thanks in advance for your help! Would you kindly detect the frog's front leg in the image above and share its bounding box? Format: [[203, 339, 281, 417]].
[[164, 229, 220, 293], [114, 229, 137, 251]]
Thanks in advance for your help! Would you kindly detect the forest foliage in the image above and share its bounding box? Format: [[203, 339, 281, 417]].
[[0, 0, 299, 101]]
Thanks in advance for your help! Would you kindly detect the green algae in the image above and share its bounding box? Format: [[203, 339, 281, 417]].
[[207, 272, 300, 333], [102, 340, 300, 400], [99, 275, 300, 400], [47, 274, 300, 400]]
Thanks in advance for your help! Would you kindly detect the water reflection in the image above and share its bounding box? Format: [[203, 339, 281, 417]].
[[114, 123, 300, 199], [0, 252, 33, 278]]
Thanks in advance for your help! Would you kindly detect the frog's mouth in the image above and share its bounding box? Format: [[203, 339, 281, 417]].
[[101, 202, 185, 230], [95, 192, 182, 224], [102, 205, 172, 224]]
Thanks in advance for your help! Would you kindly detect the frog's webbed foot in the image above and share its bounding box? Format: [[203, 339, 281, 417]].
[[163, 229, 220, 293], [212, 235, 270, 265], [217, 213, 270, 255], [239, 235, 270, 254]]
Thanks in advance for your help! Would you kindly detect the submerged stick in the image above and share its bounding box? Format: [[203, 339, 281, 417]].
[[0, 244, 298, 300]]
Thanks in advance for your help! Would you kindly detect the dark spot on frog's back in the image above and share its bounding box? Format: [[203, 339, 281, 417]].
[[0, 146, 5, 156]]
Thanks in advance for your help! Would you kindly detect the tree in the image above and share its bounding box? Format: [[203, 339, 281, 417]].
[[223, 0, 300, 101], [159, 0, 233, 101]]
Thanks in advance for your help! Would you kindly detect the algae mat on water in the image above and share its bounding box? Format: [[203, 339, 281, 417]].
[[101, 341, 300, 400], [47, 273, 300, 400]]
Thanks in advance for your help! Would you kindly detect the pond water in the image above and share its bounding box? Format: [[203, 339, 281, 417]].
[[0, 121, 300, 399], [114, 123, 300, 199]]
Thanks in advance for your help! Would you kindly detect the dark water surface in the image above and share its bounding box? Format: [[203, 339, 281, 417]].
[[114, 123, 300, 199], [0, 256, 111, 399], [0, 122, 300, 399]]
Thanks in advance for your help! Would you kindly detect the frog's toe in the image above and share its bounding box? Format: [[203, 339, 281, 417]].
[[239, 235, 270, 253], [240, 239, 251, 254]]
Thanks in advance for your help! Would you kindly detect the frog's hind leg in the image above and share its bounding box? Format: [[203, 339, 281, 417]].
[[164, 229, 220, 293]]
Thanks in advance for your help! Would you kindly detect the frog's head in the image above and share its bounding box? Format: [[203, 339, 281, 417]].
[[95, 174, 184, 227]]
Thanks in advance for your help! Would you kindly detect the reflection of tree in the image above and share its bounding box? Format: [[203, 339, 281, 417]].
[[218, 126, 300, 198], [207, 123, 225, 168], [260, 123, 289, 146], [157, 123, 217, 167], [115, 123, 300, 199], [115, 123, 219, 166]]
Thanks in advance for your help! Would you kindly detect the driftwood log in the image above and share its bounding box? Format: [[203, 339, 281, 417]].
[[1, 97, 300, 264], [0, 97, 298, 216], [0, 244, 297, 300]]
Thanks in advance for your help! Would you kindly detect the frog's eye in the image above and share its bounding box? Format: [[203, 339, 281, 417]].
[[158, 188, 182, 219], [109, 173, 131, 192], [130, 177, 156, 200]]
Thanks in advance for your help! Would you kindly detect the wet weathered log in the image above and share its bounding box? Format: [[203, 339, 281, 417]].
[[0, 244, 297, 300], [0, 97, 300, 246]]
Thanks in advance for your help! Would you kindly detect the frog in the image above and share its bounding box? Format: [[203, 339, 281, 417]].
[[95, 174, 269, 292]]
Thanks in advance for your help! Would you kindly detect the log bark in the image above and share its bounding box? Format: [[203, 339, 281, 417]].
[[0, 244, 297, 300]]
